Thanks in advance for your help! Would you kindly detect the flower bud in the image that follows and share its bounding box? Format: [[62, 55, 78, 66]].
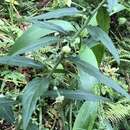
[[62, 45, 71, 54], [118, 17, 127, 25]]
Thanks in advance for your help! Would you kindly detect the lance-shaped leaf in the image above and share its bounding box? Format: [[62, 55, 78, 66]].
[[85, 37, 99, 48], [91, 7, 110, 65], [96, 7, 110, 33], [9, 20, 75, 55], [45, 90, 108, 101], [87, 26, 120, 64], [31, 20, 67, 34], [30, 7, 79, 20], [73, 102, 98, 130], [68, 57, 130, 98], [0, 56, 43, 68], [104, 120, 114, 130], [9, 25, 55, 55], [0, 96, 15, 123], [79, 46, 98, 91], [73, 46, 99, 130], [22, 77, 49, 130], [107, 0, 125, 15], [27, 122, 39, 130], [12, 36, 59, 55], [48, 20, 75, 32]]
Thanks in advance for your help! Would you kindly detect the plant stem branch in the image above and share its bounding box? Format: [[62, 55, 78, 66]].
[[48, 53, 64, 78], [69, 103, 73, 130], [39, 102, 43, 130], [48, 0, 105, 78], [71, 0, 106, 41]]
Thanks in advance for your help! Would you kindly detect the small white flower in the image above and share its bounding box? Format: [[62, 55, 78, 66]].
[[53, 86, 58, 91], [56, 96, 64, 103], [62, 46, 71, 54], [0, 94, 5, 98]]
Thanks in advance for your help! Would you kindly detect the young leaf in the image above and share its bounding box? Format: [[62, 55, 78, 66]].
[[22, 77, 49, 130], [87, 26, 120, 64], [30, 7, 79, 20], [0, 96, 15, 123], [0, 56, 43, 68], [12, 36, 59, 55], [73, 102, 98, 130], [45, 90, 107, 101], [68, 57, 130, 98]]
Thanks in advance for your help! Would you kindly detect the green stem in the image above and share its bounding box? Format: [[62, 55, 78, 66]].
[[16, 117, 22, 130], [39, 103, 42, 130], [9, 3, 14, 25], [71, 0, 106, 42], [69, 103, 73, 130], [48, 53, 64, 78], [71, 2, 86, 10]]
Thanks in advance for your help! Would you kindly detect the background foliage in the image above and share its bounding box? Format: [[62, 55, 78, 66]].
[[0, 0, 130, 130]]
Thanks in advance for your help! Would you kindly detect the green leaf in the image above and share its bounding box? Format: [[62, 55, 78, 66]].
[[0, 56, 43, 68], [80, 46, 98, 68], [69, 57, 130, 98], [88, 13, 98, 26], [45, 90, 107, 101], [96, 7, 110, 33], [22, 77, 49, 130], [9, 25, 55, 55], [27, 122, 39, 130], [87, 26, 120, 64], [31, 20, 67, 34], [73, 102, 98, 130], [79, 46, 98, 91], [12, 36, 59, 55], [30, 7, 79, 20], [48, 20, 75, 32], [64, 0, 72, 7], [0, 96, 15, 123], [84, 37, 103, 64], [31, 20, 76, 33], [92, 45, 105, 65], [85, 39, 103, 64], [85, 37, 98, 48], [73, 46, 98, 130], [9, 20, 75, 55], [88, 8, 110, 65], [104, 120, 113, 130], [107, 0, 125, 15]]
